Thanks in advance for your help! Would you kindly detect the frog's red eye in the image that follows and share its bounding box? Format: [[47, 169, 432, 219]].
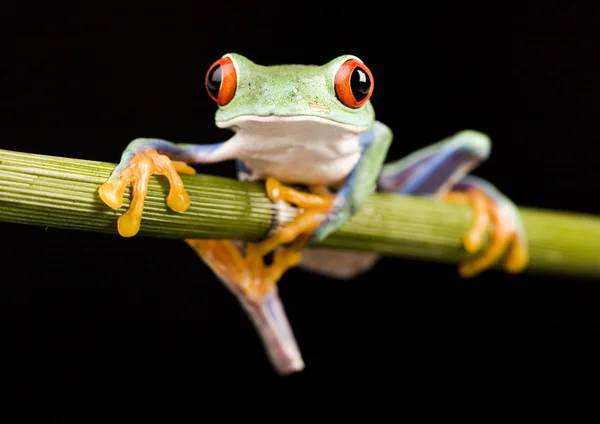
[[205, 56, 237, 106], [334, 59, 374, 108]]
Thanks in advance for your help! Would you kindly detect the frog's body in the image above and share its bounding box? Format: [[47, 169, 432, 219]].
[[98, 53, 529, 375]]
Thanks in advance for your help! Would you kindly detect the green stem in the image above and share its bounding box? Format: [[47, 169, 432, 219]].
[[1, 149, 599, 278]]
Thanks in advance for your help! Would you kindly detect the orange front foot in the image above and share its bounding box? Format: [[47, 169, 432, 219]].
[[443, 189, 529, 278], [187, 177, 333, 301], [98, 148, 196, 237]]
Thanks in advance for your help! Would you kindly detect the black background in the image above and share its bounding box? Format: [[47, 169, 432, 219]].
[[1, 0, 600, 410]]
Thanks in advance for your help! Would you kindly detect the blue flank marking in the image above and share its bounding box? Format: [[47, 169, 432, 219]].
[[263, 291, 292, 338], [265, 291, 276, 319], [334, 163, 359, 210], [236, 160, 252, 175], [358, 128, 376, 148], [337, 127, 376, 206], [309, 128, 376, 242]]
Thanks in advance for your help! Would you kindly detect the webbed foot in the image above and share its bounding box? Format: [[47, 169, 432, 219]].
[[244, 177, 334, 298], [188, 177, 334, 302], [186, 239, 306, 374], [443, 188, 529, 278], [98, 148, 196, 237]]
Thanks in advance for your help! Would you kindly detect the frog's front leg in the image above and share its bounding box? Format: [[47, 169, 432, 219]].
[[378, 130, 529, 278], [98, 138, 233, 236]]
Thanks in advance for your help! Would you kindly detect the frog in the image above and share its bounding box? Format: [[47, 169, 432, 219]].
[[98, 53, 529, 375]]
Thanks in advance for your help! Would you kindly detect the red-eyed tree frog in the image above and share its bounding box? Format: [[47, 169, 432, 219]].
[[98, 53, 529, 375]]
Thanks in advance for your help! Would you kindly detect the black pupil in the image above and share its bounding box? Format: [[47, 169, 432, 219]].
[[207, 65, 222, 98], [350, 67, 371, 102]]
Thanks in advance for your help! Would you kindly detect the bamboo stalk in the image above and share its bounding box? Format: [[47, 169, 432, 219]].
[[0, 148, 599, 279]]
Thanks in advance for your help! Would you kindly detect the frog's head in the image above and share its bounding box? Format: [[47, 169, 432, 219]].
[[204, 53, 376, 134]]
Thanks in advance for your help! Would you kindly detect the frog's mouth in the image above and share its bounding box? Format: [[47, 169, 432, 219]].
[[215, 115, 369, 134]]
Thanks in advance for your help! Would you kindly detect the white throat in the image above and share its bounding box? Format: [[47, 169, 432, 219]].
[[217, 115, 365, 185]]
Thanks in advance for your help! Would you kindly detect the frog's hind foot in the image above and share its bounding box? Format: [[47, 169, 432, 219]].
[[185, 239, 305, 375], [98, 148, 196, 237], [443, 187, 529, 278], [185, 238, 302, 302]]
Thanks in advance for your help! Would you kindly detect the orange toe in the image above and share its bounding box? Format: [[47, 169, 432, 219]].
[[443, 189, 529, 278], [99, 148, 193, 237]]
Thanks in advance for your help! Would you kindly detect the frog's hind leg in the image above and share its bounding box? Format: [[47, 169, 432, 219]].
[[189, 180, 336, 372], [377, 130, 529, 278], [185, 239, 305, 375]]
